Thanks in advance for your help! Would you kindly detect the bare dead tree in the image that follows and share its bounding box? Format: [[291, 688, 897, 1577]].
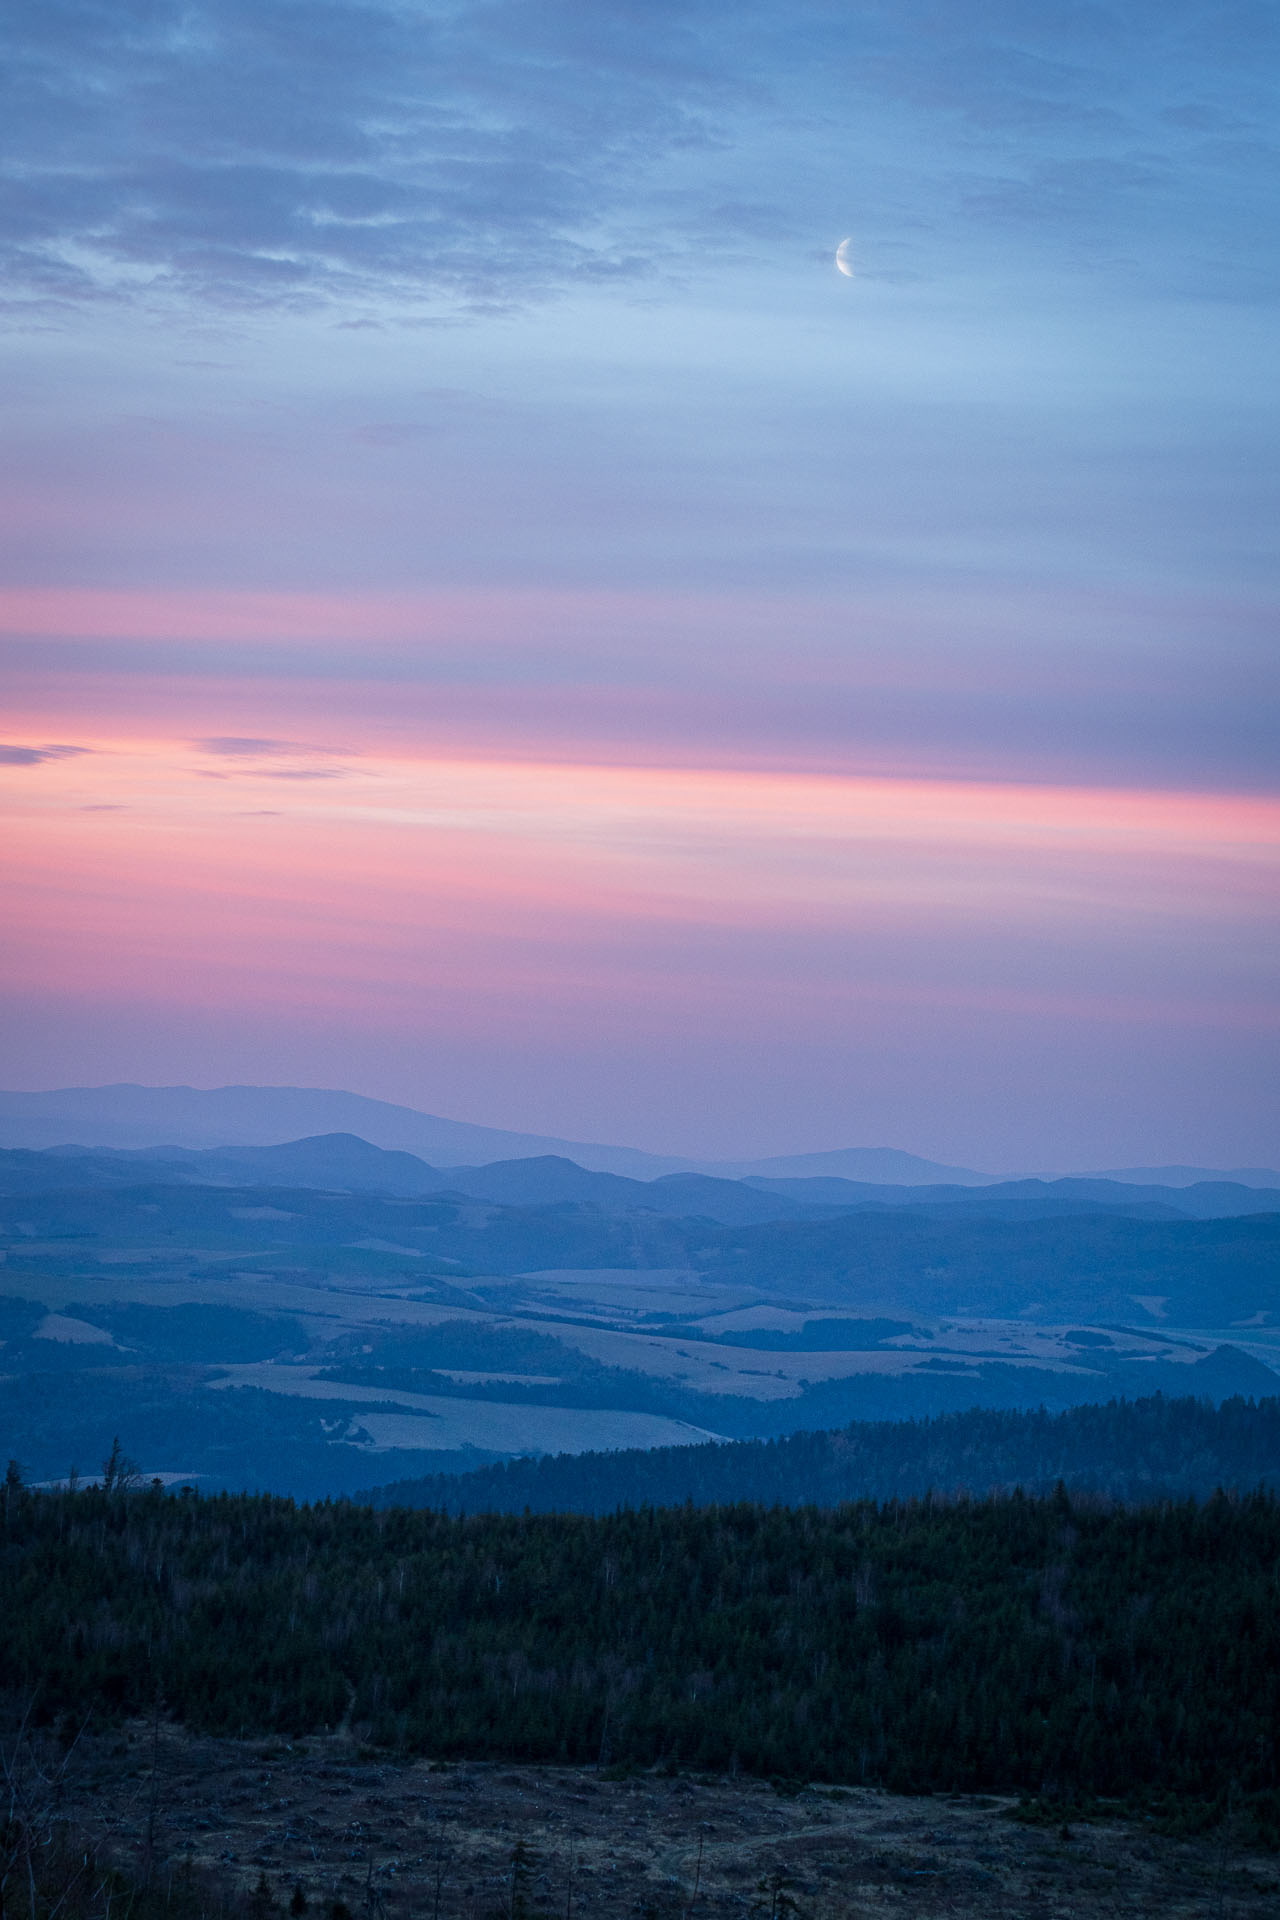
[[0, 1696, 99, 1920], [681, 1832, 704, 1920], [431, 1824, 451, 1920], [141, 1691, 165, 1887]]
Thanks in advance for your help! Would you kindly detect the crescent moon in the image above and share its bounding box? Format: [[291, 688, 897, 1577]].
[[835, 237, 854, 277]]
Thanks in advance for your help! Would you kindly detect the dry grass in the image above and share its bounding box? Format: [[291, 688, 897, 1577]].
[[50, 1725, 1280, 1920]]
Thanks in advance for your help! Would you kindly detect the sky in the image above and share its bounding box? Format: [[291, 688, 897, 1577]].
[[1, 0, 1278, 1171]]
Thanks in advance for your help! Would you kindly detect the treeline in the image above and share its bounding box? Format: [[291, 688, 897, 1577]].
[[367, 1392, 1280, 1514], [2, 1473, 1279, 1841]]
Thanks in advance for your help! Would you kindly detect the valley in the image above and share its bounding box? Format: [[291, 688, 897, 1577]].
[[1, 1150, 1277, 1493]]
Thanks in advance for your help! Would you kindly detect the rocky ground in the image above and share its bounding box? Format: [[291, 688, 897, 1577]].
[[57, 1727, 1279, 1920]]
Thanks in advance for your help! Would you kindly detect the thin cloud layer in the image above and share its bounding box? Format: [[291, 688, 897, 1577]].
[[2, 0, 727, 311], [2, 735, 1276, 1163], [191, 735, 352, 779], [3, 1, 1276, 314], [0, 742, 90, 764], [195, 735, 347, 758]]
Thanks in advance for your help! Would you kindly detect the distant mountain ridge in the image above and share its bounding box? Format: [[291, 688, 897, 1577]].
[[710, 1146, 994, 1183], [743, 1171, 1280, 1221], [0, 1084, 996, 1181], [0, 1083, 1274, 1189], [0, 1082, 685, 1174], [1, 1133, 1277, 1223], [1084, 1163, 1280, 1188]]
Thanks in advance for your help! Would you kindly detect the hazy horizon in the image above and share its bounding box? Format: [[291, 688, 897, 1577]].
[[1, 1078, 1278, 1184]]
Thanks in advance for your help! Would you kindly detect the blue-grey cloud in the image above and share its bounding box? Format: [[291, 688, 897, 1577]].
[[194, 740, 352, 779], [0, 742, 90, 764], [259, 766, 348, 779], [1, 0, 728, 312], [191, 737, 351, 778], [3, 1, 1276, 314], [196, 735, 341, 755]]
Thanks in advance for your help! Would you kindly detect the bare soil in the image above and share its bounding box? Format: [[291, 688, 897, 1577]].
[[61, 1726, 1279, 1920]]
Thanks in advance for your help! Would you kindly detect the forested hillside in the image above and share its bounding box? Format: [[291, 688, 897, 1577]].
[[4, 1178, 1277, 1321], [4, 1162, 1275, 1493], [367, 1391, 1280, 1514], [2, 1475, 1278, 1842]]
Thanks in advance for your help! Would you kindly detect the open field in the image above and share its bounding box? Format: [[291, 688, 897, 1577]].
[[3, 1178, 1277, 1490], [55, 1728, 1280, 1920], [207, 1366, 726, 1454]]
